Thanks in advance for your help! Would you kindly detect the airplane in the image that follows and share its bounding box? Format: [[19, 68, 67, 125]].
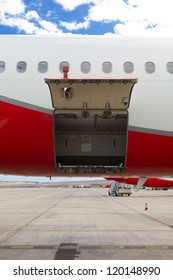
[[0, 35, 173, 184], [105, 177, 173, 189], [105, 177, 173, 194]]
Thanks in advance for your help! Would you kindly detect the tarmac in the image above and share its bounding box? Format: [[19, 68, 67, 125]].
[[0, 184, 173, 260]]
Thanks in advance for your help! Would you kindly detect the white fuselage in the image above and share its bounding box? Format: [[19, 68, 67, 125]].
[[0, 35, 173, 135]]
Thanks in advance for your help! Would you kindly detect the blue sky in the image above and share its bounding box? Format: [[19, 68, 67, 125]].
[[0, 0, 173, 36]]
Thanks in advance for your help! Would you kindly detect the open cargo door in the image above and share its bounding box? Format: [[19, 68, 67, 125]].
[[45, 75, 137, 174]]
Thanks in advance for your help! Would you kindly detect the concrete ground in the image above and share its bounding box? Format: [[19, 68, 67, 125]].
[[0, 185, 173, 260]]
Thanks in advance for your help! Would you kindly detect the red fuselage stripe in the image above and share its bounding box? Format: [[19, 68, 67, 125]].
[[0, 100, 56, 176], [0, 100, 173, 176], [126, 130, 173, 176]]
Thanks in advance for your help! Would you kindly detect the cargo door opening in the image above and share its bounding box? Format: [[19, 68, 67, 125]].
[[45, 76, 137, 174]]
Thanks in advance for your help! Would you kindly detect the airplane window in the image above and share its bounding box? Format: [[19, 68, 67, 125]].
[[38, 61, 48, 73], [102, 62, 112, 73], [167, 62, 173, 73], [124, 62, 134, 73], [145, 62, 155, 73], [81, 61, 91, 73], [59, 61, 70, 73], [17, 61, 27, 73], [0, 61, 5, 73]]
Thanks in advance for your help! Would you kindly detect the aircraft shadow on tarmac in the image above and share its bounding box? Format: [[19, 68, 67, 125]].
[[54, 243, 80, 260]]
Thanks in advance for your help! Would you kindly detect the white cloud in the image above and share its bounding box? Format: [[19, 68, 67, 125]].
[[0, 0, 25, 15], [114, 21, 173, 36], [53, 0, 93, 11], [0, 0, 62, 34], [87, 0, 173, 23], [85, 0, 173, 35], [38, 20, 61, 33], [60, 20, 90, 31], [127, 0, 173, 25], [87, 0, 132, 22], [26, 11, 40, 21], [1, 16, 39, 33], [15, 19, 39, 34]]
